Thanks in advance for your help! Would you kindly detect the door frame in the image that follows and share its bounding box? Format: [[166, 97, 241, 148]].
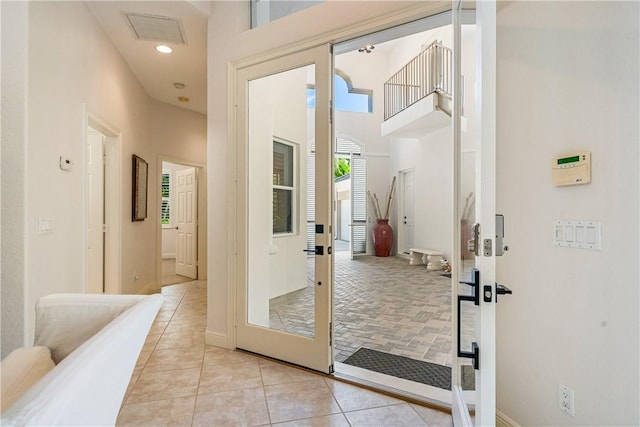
[[155, 155, 207, 288], [82, 107, 122, 295], [223, 3, 494, 399], [223, 0, 452, 354]]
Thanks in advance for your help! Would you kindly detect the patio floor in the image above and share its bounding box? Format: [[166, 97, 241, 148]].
[[269, 251, 454, 367]]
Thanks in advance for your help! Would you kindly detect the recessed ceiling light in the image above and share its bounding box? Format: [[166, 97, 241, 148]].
[[155, 45, 173, 54], [358, 44, 375, 53], [174, 82, 186, 89], [178, 96, 190, 103]]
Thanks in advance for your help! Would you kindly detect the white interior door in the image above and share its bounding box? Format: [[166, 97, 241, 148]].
[[236, 44, 333, 373], [400, 169, 415, 254], [176, 167, 198, 279], [452, 2, 498, 426], [87, 128, 105, 294]]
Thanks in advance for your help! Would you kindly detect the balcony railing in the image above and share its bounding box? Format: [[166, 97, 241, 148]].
[[383, 41, 452, 121]]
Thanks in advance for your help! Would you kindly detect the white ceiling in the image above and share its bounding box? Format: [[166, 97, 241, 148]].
[[86, 1, 209, 115]]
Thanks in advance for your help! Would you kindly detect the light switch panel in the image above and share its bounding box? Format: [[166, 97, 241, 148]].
[[553, 220, 601, 250], [39, 217, 53, 234]]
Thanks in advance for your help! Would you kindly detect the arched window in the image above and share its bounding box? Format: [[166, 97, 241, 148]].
[[307, 70, 372, 113]]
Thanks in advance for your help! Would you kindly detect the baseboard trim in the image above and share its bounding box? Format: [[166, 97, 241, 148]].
[[138, 281, 160, 295], [496, 409, 520, 427], [205, 330, 232, 349]]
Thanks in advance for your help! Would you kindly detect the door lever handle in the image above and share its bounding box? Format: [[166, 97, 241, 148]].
[[303, 246, 324, 255], [496, 283, 512, 302]]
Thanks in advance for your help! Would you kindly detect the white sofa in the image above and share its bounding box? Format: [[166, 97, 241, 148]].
[[1, 293, 163, 426]]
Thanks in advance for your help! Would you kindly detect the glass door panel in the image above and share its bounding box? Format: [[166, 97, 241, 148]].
[[452, 2, 498, 425], [246, 65, 316, 339]]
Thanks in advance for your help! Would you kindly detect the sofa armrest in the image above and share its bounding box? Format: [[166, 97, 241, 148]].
[[33, 294, 153, 363], [2, 293, 163, 426]]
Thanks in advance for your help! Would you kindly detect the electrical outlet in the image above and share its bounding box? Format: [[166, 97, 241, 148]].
[[559, 384, 575, 416]]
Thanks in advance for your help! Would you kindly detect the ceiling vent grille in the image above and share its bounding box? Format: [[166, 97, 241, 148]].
[[125, 12, 186, 45]]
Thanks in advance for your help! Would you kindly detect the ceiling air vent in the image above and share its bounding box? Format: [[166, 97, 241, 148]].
[[124, 12, 186, 45]]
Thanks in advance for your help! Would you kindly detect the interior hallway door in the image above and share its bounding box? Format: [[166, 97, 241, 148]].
[[87, 127, 105, 294], [176, 167, 198, 278]]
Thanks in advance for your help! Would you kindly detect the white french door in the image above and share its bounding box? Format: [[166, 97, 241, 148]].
[[235, 45, 333, 373], [451, 1, 499, 426]]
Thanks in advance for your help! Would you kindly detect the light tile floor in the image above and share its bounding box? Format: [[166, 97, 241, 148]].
[[117, 281, 453, 427], [161, 258, 194, 286]]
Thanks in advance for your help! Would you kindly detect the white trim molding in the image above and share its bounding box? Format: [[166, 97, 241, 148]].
[[496, 410, 520, 427], [205, 330, 232, 349]]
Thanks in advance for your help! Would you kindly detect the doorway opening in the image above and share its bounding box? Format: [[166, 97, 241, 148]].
[[84, 111, 122, 295], [331, 11, 477, 403], [159, 160, 201, 286]]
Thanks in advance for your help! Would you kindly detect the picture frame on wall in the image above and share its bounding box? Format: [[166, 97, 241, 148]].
[[132, 154, 148, 221]]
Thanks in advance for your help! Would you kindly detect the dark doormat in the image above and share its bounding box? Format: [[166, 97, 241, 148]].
[[343, 347, 475, 391]]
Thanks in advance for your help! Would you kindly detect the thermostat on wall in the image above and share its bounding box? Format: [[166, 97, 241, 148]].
[[552, 151, 591, 186]]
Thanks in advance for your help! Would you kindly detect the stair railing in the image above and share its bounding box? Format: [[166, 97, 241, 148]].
[[383, 41, 453, 121]]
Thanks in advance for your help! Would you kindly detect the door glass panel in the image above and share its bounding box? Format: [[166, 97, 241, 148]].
[[457, 20, 478, 394], [247, 64, 316, 338]]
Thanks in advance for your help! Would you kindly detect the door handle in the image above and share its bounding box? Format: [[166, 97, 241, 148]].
[[303, 246, 325, 255], [496, 283, 512, 302], [458, 268, 480, 370]]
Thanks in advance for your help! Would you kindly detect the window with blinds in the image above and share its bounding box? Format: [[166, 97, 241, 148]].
[[273, 140, 295, 234], [161, 171, 171, 226]]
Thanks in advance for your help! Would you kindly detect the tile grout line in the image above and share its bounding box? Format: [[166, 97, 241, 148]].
[[257, 358, 274, 426], [189, 286, 207, 427], [321, 378, 353, 427]]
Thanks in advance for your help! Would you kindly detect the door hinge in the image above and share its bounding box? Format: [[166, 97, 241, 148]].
[[102, 224, 107, 233], [329, 100, 333, 125], [102, 154, 108, 165], [329, 322, 332, 346]]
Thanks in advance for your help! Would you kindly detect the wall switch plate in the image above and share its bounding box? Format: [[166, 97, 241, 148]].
[[553, 220, 601, 250], [59, 156, 73, 171], [39, 217, 53, 234], [559, 384, 575, 416]]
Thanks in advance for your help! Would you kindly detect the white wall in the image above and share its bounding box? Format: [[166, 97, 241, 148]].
[[151, 100, 208, 279], [1, 1, 207, 353], [496, 2, 639, 425], [22, 1, 153, 344], [1, 1, 29, 358], [391, 128, 453, 258]]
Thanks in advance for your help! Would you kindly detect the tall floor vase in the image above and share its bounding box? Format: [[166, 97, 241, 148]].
[[372, 219, 393, 257]]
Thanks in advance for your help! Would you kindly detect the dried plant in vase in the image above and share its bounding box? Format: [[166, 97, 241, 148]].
[[367, 177, 396, 256]]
